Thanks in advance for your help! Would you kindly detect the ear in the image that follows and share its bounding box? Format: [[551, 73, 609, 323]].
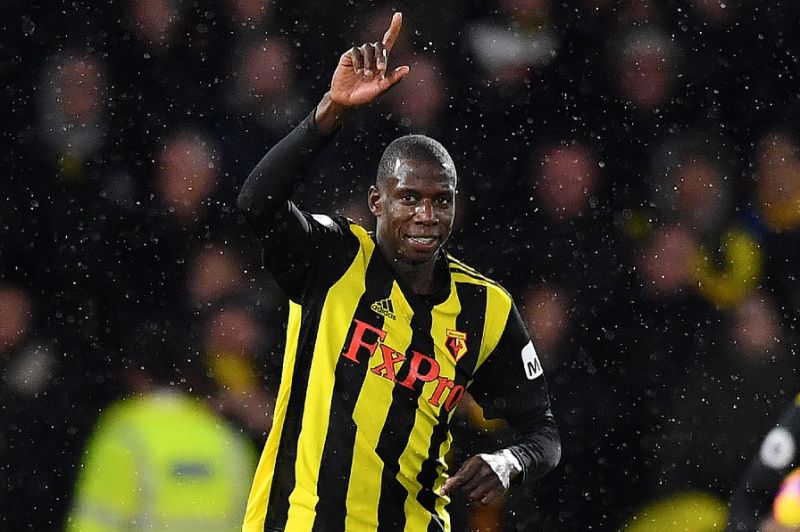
[[368, 185, 382, 216]]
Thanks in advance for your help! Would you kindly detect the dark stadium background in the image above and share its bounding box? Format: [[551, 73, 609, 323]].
[[2, 0, 800, 529]]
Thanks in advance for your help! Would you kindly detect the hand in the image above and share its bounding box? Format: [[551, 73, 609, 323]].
[[439, 452, 519, 505], [316, 12, 410, 133], [330, 12, 409, 106]]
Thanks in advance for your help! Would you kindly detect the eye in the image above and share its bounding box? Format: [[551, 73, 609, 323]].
[[400, 194, 416, 204], [436, 196, 452, 206]]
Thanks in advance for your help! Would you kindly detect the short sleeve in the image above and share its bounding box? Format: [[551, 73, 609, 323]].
[[468, 302, 552, 429]]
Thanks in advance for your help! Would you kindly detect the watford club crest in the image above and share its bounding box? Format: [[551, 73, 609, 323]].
[[445, 329, 468, 362]]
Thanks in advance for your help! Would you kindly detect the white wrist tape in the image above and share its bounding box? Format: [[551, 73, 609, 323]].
[[478, 449, 523, 489]]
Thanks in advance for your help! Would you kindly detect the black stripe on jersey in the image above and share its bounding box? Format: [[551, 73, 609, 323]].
[[311, 254, 396, 532], [418, 283, 487, 531], [264, 302, 322, 530], [375, 300, 435, 532]]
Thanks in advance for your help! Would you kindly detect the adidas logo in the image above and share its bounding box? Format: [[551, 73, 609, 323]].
[[370, 298, 396, 320]]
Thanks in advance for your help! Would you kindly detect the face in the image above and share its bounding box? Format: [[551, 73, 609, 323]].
[[675, 159, 724, 221], [536, 144, 597, 219], [369, 156, 456, 265]]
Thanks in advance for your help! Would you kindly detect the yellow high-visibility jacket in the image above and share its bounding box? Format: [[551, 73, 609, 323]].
[[66, 390, 256, 531]]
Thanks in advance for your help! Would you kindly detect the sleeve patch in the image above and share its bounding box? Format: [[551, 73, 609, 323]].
[[311, 213, 335, 228], [521, 341, 543, 380], [759, 427, 796, 470]]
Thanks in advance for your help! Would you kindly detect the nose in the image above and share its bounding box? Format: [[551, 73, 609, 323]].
[[414, 199, 437, 224]]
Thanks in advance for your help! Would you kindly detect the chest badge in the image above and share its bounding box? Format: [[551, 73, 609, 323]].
[[371, 298, 396, 320], [445, 329, 468, 362]]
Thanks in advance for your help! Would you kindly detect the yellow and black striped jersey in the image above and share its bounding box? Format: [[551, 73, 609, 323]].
[[243, 213, 553, 532]]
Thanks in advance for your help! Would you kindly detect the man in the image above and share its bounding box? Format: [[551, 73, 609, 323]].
[[237, 13, 560, 531]]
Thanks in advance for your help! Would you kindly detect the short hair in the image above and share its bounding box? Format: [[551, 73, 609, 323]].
[[376, 134, 457, 186]]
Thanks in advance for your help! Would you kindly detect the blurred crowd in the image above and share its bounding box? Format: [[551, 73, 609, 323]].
[[2, 0, 800, 529]]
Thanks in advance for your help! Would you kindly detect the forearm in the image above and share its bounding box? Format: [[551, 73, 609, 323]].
[[504, 411, 561, 483], [442, 411, 560, 503], [314, 92, 350, 136], [236, 101, 337, 235]]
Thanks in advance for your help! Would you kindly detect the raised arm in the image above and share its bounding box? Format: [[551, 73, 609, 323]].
[[236, 12, 409, 239]]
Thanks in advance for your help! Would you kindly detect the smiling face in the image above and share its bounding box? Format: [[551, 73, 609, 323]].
[[369, 156, 456, 266]]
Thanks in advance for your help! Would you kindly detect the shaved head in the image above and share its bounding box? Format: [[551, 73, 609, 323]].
[[376, 135, 457, 187], [368, 134, 457, 270]]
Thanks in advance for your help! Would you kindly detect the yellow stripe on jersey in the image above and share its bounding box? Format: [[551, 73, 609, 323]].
[[345, 280, 414, 531], [433, 432, 454, 532], [284, 227, 376, 531], [447, 255, 484, 278], [243, 300, 303, 531], [401, 277, 463, 531], [447, 258, 510, 296], [480, 283, 513, 369], [449, 272, 512, 369]]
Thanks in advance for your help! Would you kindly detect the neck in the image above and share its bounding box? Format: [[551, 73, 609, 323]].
[[385, 251, 443, 296]]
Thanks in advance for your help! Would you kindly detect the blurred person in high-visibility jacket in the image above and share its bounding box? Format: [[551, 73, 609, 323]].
[[65, 318, 257, 531]]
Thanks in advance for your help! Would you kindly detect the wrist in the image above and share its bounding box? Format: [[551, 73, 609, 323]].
[[500, 448, 524, 482], [314, 92, 350, 136], [479, 449, 523, 490]]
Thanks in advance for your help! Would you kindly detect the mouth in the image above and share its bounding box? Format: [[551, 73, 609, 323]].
[[405, 235, 440, 252]]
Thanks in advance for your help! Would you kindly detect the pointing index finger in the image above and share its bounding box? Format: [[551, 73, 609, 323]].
[[382, 12, 402, 53]]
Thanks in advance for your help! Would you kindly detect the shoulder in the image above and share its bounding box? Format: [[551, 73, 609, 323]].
[[341, 217, 373, 244], [320, 215, 376, 258], [99, 392, 196, 425], [446, 253, 513, 302], [304, 213, 370, 242], [87, 396, 146, 438], [303, 212, 348, 233]]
